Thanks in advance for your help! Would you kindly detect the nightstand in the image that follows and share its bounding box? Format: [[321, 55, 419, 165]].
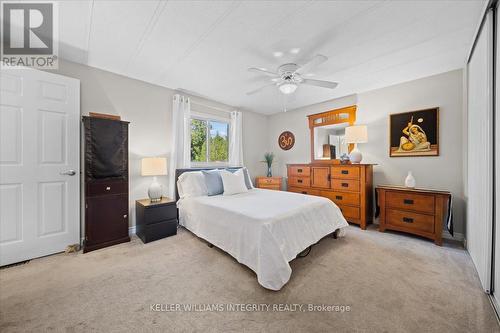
[[376, 185, 451, 246], [136, 197, 177, 244], [255, 177, 282, 191]]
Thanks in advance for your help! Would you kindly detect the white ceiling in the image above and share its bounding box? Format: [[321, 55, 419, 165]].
[[58, 0, 485, 114]]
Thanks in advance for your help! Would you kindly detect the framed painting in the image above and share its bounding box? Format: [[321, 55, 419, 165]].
[[389, 107, 439, 157]]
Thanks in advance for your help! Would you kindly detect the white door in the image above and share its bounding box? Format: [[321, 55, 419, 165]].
[[466, 11, 494, 292], [0, 67, 80, 266], [493, 1, 500, 310]]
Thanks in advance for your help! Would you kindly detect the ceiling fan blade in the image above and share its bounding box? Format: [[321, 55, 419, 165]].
[[246, 82, 277, 95], [248, 67, 279, 77], [302, 79, 338, 89], [295, 54, 328, 74]]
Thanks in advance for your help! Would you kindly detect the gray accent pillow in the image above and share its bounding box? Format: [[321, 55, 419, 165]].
[[227, 167, 253, 189], [202, 170, 223, 196]]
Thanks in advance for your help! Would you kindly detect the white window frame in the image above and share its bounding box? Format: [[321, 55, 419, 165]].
[[190, 112, 231, 167]]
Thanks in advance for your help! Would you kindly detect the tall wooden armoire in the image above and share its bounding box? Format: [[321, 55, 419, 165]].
[[83, 116, 130, 253]]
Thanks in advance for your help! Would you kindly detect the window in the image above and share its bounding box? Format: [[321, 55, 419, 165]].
[[190, 117, 229, 164]]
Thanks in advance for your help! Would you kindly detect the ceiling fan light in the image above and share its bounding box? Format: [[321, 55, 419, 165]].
[[279, 82, 297, 94]]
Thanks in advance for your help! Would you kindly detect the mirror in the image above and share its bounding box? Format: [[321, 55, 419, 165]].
[[308, 105, 356, 163], [313, 123, 349, 160]]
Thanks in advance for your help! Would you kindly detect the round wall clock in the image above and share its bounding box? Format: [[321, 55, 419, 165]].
[[278, 131, 295, 151]]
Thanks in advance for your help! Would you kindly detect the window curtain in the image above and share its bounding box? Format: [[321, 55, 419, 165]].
[[229, 110, 243, 166], [169, 94, 191, 197]]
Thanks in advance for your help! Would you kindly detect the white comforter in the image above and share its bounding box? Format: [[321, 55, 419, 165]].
[[177, 188, 348, 290]]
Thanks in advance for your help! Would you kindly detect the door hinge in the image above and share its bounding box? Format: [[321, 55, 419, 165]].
[[85, 203, 88, 209]]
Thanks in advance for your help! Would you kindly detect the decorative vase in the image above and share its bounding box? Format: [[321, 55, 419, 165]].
[[267, 166, 272, 177], [405, 171, 416, 188]]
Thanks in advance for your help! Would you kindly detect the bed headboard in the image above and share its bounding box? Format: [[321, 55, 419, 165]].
[[174, 167, 243, 202]]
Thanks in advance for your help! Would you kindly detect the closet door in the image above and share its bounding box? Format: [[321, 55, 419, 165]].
[[466, 11, 494, 292], [493, 1, 500, 309]]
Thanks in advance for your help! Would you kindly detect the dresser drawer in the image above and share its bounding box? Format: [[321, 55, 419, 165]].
[[288, 166, 311, 177], [331, 166, 360, 180], [338, 205, 360, 220], [288, 186, 319, 196], [87, 181, 128, 197], [386, 209, 434, 233], [259, 184, 281, 190], [331, 179, 360, 192], [143, 219, 177, 243], [144, 204, 177, 224], [257, 177, 281, 186], [386, 191, 435, 215], [288, 176, 310, 187], [320, 191, 360, 206]]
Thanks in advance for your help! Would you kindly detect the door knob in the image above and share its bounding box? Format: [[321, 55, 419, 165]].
[[60, 170, 76, 176]]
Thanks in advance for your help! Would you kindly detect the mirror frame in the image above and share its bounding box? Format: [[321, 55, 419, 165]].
[[308, 105, 357, 164]]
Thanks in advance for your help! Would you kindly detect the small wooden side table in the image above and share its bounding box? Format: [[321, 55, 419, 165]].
[[255, 177, 282, 191], [376, 185, 451, 246]]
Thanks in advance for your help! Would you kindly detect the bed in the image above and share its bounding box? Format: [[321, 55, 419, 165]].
[[175, 168, 348, 291]]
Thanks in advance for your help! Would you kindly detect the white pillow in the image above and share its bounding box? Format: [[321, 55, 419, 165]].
[[177, 171, 208, 198], [220, 169, 248, 196]]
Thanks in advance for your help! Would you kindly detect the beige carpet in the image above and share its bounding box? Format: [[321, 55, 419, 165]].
[[0, 225, 498, 333]]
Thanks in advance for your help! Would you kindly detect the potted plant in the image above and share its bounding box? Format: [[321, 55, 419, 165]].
[[262, 152, 275, 177]]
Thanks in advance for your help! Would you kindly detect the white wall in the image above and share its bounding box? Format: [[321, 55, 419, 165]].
[[267, 70, 465, 236], [49, 60, 267, 228], [267, 94, 357, 176]]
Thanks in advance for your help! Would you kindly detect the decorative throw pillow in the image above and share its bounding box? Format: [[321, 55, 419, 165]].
[[227, 168, 254, 189], [220, 169, 248, 195], [202, 170, 223, 196], [243, 167, 254, 189]]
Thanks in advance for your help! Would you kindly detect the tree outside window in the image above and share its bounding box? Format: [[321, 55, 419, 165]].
[[191, 118, 229, 163]]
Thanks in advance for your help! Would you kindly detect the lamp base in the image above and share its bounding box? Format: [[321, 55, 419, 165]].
[[349, 146, 363, 164], [148, 177, 162, 202]]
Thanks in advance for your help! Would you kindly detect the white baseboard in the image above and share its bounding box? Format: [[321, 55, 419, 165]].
[[129, 225, 136, 236]]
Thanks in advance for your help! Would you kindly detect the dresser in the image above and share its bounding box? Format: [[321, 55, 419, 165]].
[[287, 164, 374, 229], [136, 198, 177, 243], [83, 116, 130, 253], [376, 185, 451, 245], [255, 176, 282, 191]]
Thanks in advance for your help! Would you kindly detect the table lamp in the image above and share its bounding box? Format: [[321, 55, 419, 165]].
[[141, 157, 167, 202], [345, 125, 368, 164]]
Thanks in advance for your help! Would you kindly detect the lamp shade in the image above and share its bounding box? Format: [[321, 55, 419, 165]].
[[345, 125, 368, 144], [141, 157, 167, 176]]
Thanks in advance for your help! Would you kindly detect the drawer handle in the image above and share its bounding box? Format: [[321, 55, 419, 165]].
[[327, 174, 331, 181], [123, 214, 128, 219], [301, 191, 307, 194], [341, 183, 348, 187], [403, 217, 414, 223], [297, 179, 303, 183], [106, 186, 111, 191], [341, 170, 349, 175], [335, 195, 343, 200], [403, 199, 414, 205], [297, 169, 302, 173]]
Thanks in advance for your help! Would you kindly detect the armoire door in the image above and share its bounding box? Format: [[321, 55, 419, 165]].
[[85, 194, 128, 246], [0, 68, 80, 266]]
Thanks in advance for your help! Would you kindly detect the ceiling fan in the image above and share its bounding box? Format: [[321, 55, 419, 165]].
[[247, 54, 338, 96]]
